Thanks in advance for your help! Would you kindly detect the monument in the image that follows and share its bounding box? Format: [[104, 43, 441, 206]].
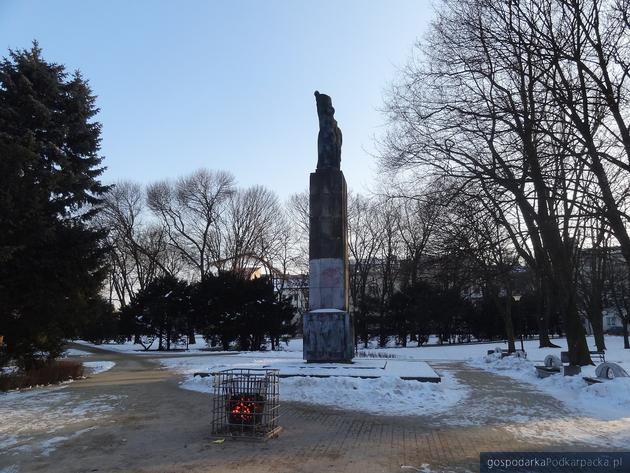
[[303, 91, 354, 363]]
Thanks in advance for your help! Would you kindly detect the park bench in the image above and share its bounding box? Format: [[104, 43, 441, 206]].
[[560, 350, 606, 363], [560, 350, 605, 363], [583, 362, 629, 385], [589, 351, 606, 363], [560, 350, 608, 376], [535, 355, 562, 378]]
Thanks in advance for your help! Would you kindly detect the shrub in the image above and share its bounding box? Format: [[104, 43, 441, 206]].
[[0, 360, 84, 391]]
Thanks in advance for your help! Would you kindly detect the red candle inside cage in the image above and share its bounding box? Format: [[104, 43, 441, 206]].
[[227, 394, 265, 424]]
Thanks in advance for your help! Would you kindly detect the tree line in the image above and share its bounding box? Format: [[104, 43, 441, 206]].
[[4, 0, 630, 368]]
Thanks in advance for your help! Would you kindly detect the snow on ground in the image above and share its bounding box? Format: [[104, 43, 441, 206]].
[[74, 335, 234, 355], [83, 361, 115, 375], [358, 335, 630, 365], [81, 334, 630, 422], [505, 414, 630, 448], [153, 335, 630, 418], [161, 354, 467, 416], [463, 339, 630, 448], [0, 385, 123, 459], [469, 351, 630, 419], [63, 348, 92, 357]]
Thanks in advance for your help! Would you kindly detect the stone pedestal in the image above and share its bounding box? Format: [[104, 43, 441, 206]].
[[303, 168, 353, 363], [303, 310, 353, 363]]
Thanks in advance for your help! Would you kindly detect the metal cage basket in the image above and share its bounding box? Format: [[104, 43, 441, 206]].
[[210, 368, 280, 439]]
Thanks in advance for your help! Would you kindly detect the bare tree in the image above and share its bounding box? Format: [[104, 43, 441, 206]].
[[576, 221, 610, 351], [348, 193, 384, 347], [372, 198, 403, 347], [445, 193, 524, 352], [218, 185, 283, 275], [529, 0, 630, 275], [146, 169, 235, 280], [381, 0, 594, 364], [608, 247, 630, 349], [98, 181, 178, 307], [388, 179, 445, 287], [287, 190, 310, 274]]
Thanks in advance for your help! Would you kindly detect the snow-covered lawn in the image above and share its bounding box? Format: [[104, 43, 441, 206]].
[[74, 335, 234, 355], [0, 358, 117, 468], [358, 335, 630, 365], [0, 385, 123, 459]]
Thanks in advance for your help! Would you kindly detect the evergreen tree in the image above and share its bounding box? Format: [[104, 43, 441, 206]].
[[128, 275, 190, 351], [193, 273, 295, 351], [0, 43, 108, 367]]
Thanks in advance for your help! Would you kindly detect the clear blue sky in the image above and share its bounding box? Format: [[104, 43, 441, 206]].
[[0, 1, 432, 198]]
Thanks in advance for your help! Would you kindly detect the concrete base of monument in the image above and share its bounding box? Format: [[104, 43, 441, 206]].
[[303, 309, 354, 363], [258, 359, 441, 382]]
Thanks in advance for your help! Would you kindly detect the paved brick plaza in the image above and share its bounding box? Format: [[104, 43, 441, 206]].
[[2, 346, 620, 473]]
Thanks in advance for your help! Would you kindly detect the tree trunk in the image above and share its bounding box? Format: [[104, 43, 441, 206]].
[[587, 249, 606, 352], [360, 312, 369, 349], [623, 318, 630, 350], [537, 275, 559, 348], [559, 282, 592, 366], [588, 303, 606, 352], [538, 217, 591, 365], [503, 298, 516, 353]]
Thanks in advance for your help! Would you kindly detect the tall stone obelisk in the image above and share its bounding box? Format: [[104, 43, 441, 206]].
[[303, 91, 354, 363]]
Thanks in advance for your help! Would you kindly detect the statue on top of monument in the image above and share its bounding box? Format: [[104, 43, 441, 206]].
[[314, 91, 342, 170]]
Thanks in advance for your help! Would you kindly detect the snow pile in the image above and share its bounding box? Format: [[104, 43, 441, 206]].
[[181, 370, 466, 416], [537, 372, 630, 419], [164, 355, 467, 416], [83, 361, 115, 375], [281, 372, 465, 415], [478, 352, 535, 373]]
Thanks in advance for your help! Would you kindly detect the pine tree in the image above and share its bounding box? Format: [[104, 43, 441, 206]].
[[0, 42, 109, 368]]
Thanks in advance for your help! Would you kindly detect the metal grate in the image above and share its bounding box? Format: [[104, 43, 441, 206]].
[[210, 368, 280, 439]]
